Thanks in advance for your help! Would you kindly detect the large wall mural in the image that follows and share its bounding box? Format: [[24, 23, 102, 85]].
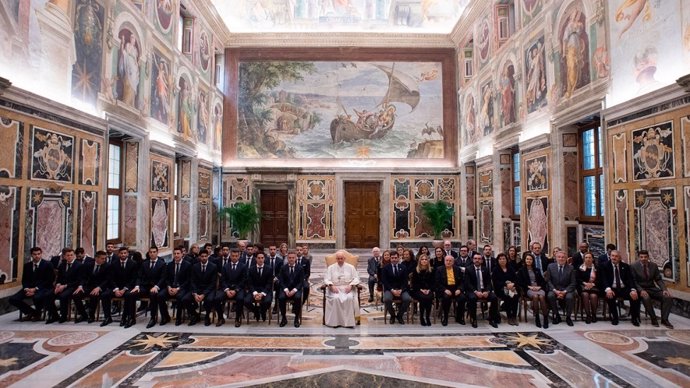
[[115, 25, 143, 109], [150, 49, 172, 126], [71, 0, 104, 106], [237, 60, 446, 159], [557, 2, 590, 99], [524, 35, 547, 114]]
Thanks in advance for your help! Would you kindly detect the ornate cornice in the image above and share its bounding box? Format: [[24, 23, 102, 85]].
[[226, 32, 454, 48], [194, 0, 232, 45]]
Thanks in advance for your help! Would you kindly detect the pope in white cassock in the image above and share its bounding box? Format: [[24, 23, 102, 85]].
[[323, 250, 361, 327]]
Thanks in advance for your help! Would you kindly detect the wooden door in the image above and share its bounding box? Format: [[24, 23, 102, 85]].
[[259, 190, 289, 246], [344, 181, 380, 248]]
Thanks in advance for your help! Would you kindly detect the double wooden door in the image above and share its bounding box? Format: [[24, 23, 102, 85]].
[[259, 190, 288, 247], [344, 181, 380, 248]]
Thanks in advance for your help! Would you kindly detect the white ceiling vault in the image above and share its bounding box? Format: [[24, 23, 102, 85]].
[[211, 0, 470, 34]]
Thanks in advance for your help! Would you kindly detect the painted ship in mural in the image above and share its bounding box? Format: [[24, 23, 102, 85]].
[[330, 64, 420, 143]]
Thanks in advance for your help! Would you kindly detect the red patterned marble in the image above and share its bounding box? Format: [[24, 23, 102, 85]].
[[615, 191, 629, 262], [80, 192, 96, 257], [306, 203, 326, 238], [36, 197, 65, 257], [151, 199, 168, 248], [643, 198, 670, 268], [179, 201, 190, 238], [563, 153, 578, 220], [123, 196, 137, 246], [527, 198, 548, 248], [466, 175, 476, 216], [0, 188, 16, 277]]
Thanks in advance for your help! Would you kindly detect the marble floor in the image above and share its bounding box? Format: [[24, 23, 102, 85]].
[[0, 251, 689, 387]]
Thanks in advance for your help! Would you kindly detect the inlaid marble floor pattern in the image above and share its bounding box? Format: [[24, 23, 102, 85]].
[[0, 251, 688, 387]]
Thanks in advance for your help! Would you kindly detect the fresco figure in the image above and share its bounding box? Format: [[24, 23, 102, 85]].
[[479, 82, 493, 136], [525, 39, 546, 112], [117, 31, 140, 107], [500, 62, 516, 126], [177, 78, 194, 139], [152, 55, 170, 123], [561, 8, 589, 98]]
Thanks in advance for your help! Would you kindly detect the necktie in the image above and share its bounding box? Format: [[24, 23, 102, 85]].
[[33, 263, 38, 272], [558, 266, 563, 281], [121, 261, 125, 269], [614, 265, 621, 288], [644, 264, 649, 280], [394, 265, 398, 276], [202, 264, 206, 273], [486, 258, 490, 271], [223, 259, 228, 268], [259, 267, 263, 277], [94, 264, 99, 275], [150, 261, 154, 269], [67, 263, 71, 272], [232, 263, 236, 272], [290, 266, 294, 276], [536, 257, 542, 271], [477, 268, 483, 290], [175, 263, 179, 279]]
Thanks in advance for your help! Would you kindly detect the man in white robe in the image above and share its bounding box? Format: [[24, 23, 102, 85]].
[[323, 250, 360, 327]]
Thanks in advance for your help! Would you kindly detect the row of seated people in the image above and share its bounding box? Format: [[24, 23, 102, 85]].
[[10, 245, 312, 328], [367, 246, 674, 329]]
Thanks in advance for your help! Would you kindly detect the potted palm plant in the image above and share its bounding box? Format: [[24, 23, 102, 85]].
[[420, 200, 454, 247], [220, 201, 260, 241]]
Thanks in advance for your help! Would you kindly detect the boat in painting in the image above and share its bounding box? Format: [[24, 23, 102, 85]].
[[330, 64, 420, 143]]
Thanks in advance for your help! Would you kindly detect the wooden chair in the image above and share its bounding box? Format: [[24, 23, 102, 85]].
[[320, 250, 362, 325]]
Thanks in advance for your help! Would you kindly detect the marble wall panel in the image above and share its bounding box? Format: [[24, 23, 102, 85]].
[[615, 190, 630, 263], [0, 117, 23, 179], [686, 187, 690, 286], [632, 121, 674, 181], [79, 139, 100, 186], [27, 189, 72, 258], [500, 167, 511, 218], [30, 126, 74, 183], [296, 176, 335, 240], [123, 195, 137, 246], [438, 178, 456, 202], [180, 160, 191, 199], [683, 117, 690, 177], [225, 175, 251, 203], [179, 199, 190, 238], [512, 221, 521, 251], [414, 179, 436, 200], [563, 152, 578, 220], [198, 168, 212, 242], [0, 186, 20, 284], [526, 196, 549, 252], [634, 188, 678, 280], [562, 133, 577, 148], [478, 168, 493, 198], [150, 198, 169, 249], [479, 200, 493, 244], [198, 203, 209, 241], [151, 159, 170, 193], [305, 203, 326, 239], [466, 166, 476, 216], [392, 175, 459, 240], [78, 191, 97, 257], [414, 202, 433, 238], [503, 221, 511, 253], [198, 169, 211, 200], [582, 225, 605, 260], [612, 133, 627, 183], [124, 141, 138, 192]]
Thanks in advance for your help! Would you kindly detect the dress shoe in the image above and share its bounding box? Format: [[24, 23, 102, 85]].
[[632, 318, 640, 327], [591, 315, 597, 323], [489, 320, 498, 328], [471, 320, 478, 328], [175, 318, 182, 326], [279, 318, 288, 327], [159, 316, 170, 326], [566, 317, 574, 327], [650, 317, 659, 327], [146, 319, 157, 329], [661, 320, 674, 329], [188, 315, 199, 326], [585, 316, 591, 324], [542, 315, 549, 329], [100, 317, 113, 327], [260, 312, 267, 322], [441, 318, 448, 326], [553, 314, 562, 325], [235, 320, 242, 328], [87, 315, 96, 323], [46, 316, 58, 324], [611, 317, 619, 325], [58, 316, 67, 324], [535, 315, 542, 328], [74, 315, 86, 324], [397, 316, 405, 325], [294, 319, 300, 328], [124, 319, 135, 328], [389, 315, 395, 324], [368, 296, 374, 303], [119, 318, 126, 326], [216, 318, 225, 327], [458, 318, 465, 325], [204, 316, 212, 326]]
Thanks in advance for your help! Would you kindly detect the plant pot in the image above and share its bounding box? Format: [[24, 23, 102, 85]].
[[432, 239, 444, 248]]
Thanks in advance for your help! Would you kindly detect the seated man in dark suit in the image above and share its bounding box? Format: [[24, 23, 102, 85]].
[[159, 247, 191, 326], [571, 241, 589, 269], [297, 247, 311, 305], [185, 250, 218, 326], [598, 243, 616, 268], [367, 247, 382, 302], [46, 248, 82, 323], [631, 250, 673, 328], [73, 250, 112, 325], [465, 253, 499, 328], [435, 255, 466, 326], [110, 247, 139, 327], [544, 250, 577, 326], [443, 240, 458, 259], [278, 251, 304, 327], [127, 246, 166, 328], [50, 247, 69, 270], [10, 246, 54, 321], [244, 252, 273, 322], [381, 253, 411, 324], [266, 248, 283, 314], [216, 249, 246, 327], [602, 250, 641, 326]]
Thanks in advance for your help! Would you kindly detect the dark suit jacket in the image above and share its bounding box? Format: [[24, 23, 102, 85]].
[[136, 259, 166, 289], [532, 254, 550, 273], [367, 256, 381, 277], [544, 263, 576, 293], [55, 260, 82, 288], [266, 256, 283, 278], [571, 251, 587, 269], [631, 261, 666, 292], [81, 261, 112, 290], [445, 250, 459, 259], [21, 260, 54, 290], [597, 253, 611, 268], [601, 261, 637, 293], [111, 259, 139, 290], [212, 255, 231, 270], [190, 261, 218, 295], [50, 255, 63, 269], [434, 265, 463, 294], [381, 263, 409, 291], [246, 265, 273, 295], [220, 261, 246, 292], [165, 260, 191, 290], [482, 256, 497, 272], [454, 256, 472, 269], [297, 256, 311, 286], [278, 264, 304, 292], [465, 266, 493, 293]]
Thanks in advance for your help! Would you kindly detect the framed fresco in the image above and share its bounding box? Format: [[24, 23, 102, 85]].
[[223, 48, 458, 168]]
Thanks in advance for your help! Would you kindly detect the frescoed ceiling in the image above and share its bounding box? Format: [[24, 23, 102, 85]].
[[211, 0, 471, 34]]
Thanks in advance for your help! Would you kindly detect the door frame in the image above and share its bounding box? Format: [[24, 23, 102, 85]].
[[336, 174, 390, 249]]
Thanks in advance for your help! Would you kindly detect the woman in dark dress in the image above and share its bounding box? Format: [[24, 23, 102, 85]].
[[431, 247, 445, 271], [576, 251, 600, 323], [410, 254, 435, 326], [507, 245, 521, 269], [416, 245, 430, 261], [401, 249, 417, 272], [492, 253, 520, 325], [516, 253, 549, 328]]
